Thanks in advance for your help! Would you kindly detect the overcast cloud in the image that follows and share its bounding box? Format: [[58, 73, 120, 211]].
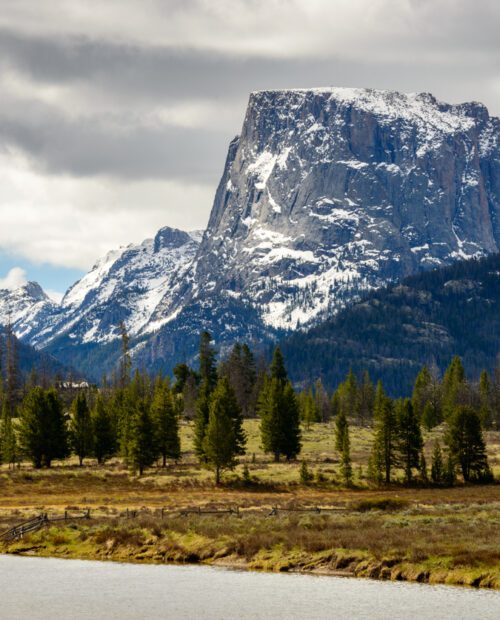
[[0, 0, 499, 291]]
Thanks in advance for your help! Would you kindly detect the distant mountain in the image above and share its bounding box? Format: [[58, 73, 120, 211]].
[[0, 326, 69, 380], [1, 87, 499, 379], [281, 253, 500, 395], [136, 87, 500, 371]]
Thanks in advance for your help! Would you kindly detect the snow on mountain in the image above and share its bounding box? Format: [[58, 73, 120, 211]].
[[34, 227, 201, 348], [0, 281, 59, 342], [164, 87, 499, 332]]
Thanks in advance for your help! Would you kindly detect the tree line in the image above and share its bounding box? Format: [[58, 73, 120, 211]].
[[0, 328, 496, 485]]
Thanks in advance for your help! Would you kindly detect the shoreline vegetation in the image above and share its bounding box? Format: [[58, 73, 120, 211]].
[[0, 331, 499, 589]]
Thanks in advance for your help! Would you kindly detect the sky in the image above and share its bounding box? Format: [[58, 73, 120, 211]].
[[0, 0, 499, 300]]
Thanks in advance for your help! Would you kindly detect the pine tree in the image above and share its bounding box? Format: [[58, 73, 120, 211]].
[[151, 378, 180, 466], [128, 400, 156, 475], [92, 394, 115, 465], [0, 401, 17, 467], [339, 423, 353, 486], [442, 356, 467, 419], [446, 405, 491, 482], [395, 399, 423, 484], [69, 392, 93, 466], [194, 332, 217, 460], [334, 407, 348, 454], [412, 366, 431, 419], [202, 377, 246, 484], [478, 370, 493, 429], [280, 382, 301, 460], [4, 320, 19, 417], [118, 321, 132, 389], [270, 346, 287, 384], [430, 441, 444, 484], [19, 387, 68, 468], [357, 370, 374, 425], [370, 394, 397, 484]]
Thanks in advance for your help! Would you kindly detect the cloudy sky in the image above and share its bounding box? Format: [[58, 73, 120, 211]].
[[0, 0, 498, 300]]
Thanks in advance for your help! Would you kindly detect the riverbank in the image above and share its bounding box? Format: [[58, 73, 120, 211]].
[[2, 494, 499, 589]]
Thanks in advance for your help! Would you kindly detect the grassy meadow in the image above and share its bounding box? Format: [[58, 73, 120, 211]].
[[1, 420, 499, 588]]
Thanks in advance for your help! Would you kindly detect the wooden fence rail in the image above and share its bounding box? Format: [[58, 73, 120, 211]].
[[0, 509, 91, 542]]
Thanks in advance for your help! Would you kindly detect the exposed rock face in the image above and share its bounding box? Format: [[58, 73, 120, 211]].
[[2, 88, 499, 378], [0, 282, 58, 342], [177, 88, 499, 330]]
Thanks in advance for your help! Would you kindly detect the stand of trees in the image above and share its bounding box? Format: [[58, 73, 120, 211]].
[[0, 325, 496, 486]]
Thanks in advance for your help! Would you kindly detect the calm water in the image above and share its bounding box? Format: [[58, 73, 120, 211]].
[[1, 555, 499, 619]]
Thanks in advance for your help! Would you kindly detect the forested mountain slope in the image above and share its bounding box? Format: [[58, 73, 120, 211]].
[[281, 253, 500, 395]]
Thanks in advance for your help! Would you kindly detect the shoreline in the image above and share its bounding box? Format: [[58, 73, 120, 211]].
[[3, 527, 499, 590]]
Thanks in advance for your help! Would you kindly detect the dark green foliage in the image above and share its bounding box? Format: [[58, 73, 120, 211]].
[[202, 376, 246, 484], [334, 408, 348, 454], [431, 442, 444, 484], [69, 392, 93, 466], [299, 460, 313, 485], [128, 400, 156, 475], [258, 375, 301, 462], [395, 399, 423, 484], [92, 394, 115, 464], [220, 343, 257, 417], [442, 356, 468, 419], [151, 377, 180, 466], [339, 425, 353, 486], [194, 332, 218, 460], [0, 401, 17, 467], [446, 406, 491, 482], [270, 346, 287, 384], [19, 387, 68, 468], [370, 393, 397, 484], [281, 253, 500, 394]]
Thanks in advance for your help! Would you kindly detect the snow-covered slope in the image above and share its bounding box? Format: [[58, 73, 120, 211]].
[[33, 227, 201, 348], [161, 87, 500, 330], [0, 282, 59, 342]]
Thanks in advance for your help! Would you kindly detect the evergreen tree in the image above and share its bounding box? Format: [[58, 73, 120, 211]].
[[194, 332, 218, 460], [357, 370, 374, 425], [412, 366, 431, 419], [270, 346, 288, 384], [339, 421, 353, 486], [151, 378, 180, 466], [395, 399, 423, 484], [478, 370, 493, 429], [334, 407, 348, 454], [128, 400, 156, 475], [118, 321, 132, 389], [259, 377, 301, 462], [299, 388, 319, 429], [69, 392, 93, 466], [430, 441, 444, 484], [19, 387, 68, 468], [446, 405, 491, 482], [202, 377, 246, 484], [92, 394, 115, 465], [0, 401, 17, 467], [370, 394, 397, 484], [442, 356, 467, 419]]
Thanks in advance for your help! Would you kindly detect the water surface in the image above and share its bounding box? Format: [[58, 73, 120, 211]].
[[1, 555, 498, 619]]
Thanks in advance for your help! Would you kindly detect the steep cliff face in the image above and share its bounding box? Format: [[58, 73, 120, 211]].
[[179, 88, 499, 330], [0, 282, 58, 342]]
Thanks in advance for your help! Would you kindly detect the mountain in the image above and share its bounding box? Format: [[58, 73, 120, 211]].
[[0, 282, 59, 343], [281, 252, 500, 395], [137, 87, 499, 370], [1, 87, 499, 379]]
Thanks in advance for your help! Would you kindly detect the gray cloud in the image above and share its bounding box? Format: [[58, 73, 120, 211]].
[[0, 0, 498, 272]]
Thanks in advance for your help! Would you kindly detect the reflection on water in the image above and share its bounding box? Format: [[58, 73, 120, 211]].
[[1, 555, 499, 620]]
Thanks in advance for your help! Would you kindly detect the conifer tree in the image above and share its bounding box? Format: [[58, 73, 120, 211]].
[[370, 393, 397, 484], [442, 356, 467, 419], [446, 405, 491, 482], [430, 441, 444, 484], [395, 399, 423, 484], [118, 321, 132, 389], [0, 401, 17, 467], [151, 378, 180, 466], [19, 387, 68, 468], [339, 423, 353, 486], [202, 376, 246, 484], [478, 370, 493, 429], [357, 370, 374, 425], [412, 365, 431, 419], [128, 400, 156, 475], [92, 394, 115, 465], [258, 348, 301, 462], [334, 407, 348, 454], [194, 332, 217, 460], [69, 392, 93, 466]]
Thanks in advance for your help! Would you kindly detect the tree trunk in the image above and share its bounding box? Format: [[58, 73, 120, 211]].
[[215, 466, 220, 485]]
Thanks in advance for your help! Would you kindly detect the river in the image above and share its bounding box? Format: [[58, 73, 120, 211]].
[[1, 555, 498, 619]]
